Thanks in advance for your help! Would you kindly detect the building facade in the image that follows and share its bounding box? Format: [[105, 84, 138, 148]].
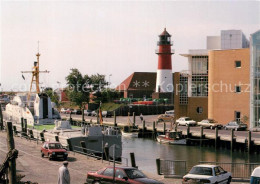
[[208, 48, 250, 124], [250, 30, 260, 129]]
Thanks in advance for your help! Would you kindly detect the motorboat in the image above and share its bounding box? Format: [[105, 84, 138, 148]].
[[157, 130, 186, 145], [121, 125, 139, 138]]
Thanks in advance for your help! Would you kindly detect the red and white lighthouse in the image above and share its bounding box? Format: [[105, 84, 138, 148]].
[[155, 28, 174, 92]]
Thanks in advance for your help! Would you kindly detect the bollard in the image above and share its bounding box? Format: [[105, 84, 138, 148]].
[[7, 122, 17, 183], [215, 127, 219, 149], [156, 158, 161, 175], [187, 124, 190, 138], [13, 126, 17, 136], [69, 112, 72, 123], [80, 141, 87, 154], [142, 121, 145, 137], [55, 135, 59, 142], [24, 119, 27, 133], [21, 119, 24, 133], [66, 139, 73, 151], [40, 132, 45, 142], [163, 122, 166, 134], [130, 152, 137, 168], [104, 144, 109, 161], [114, 111, 117, 127], [153, 121, 156, 139], [133, 112, 136, 126]]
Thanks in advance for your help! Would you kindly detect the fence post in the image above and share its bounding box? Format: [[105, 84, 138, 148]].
[[248, 131, 252, 153], [163, 122, 166, 134], [24, 119, 27, 133], [215, 127, 219, 149], [200, 126, 204, 146], [142, 121, 145, 137], [6, 122, 17, 184], [21, 118, 24, 133], [0, 103, 3, 130], [133, 112, 136, 126], [187, 124, 190, 138], [82, 107, 85, 122], [231, 129, 236, 152], [153, 121, 156, 140], [114, 111, 117, 127], [130, 152, 137, 168], [55, 135, 59, 142], [156, 158, 161, 175]]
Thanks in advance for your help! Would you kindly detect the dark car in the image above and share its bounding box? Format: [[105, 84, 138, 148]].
[[86, 166, 163, 184], [72, 109, 82, 115], [41, 142, 68, 160], [224, 121, 247, 131]]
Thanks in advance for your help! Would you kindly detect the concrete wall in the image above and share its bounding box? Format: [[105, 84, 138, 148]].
[[208, 48, 250, 125]]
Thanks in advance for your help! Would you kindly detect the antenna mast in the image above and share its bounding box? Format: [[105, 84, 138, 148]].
[[21, 41, 49, 103]]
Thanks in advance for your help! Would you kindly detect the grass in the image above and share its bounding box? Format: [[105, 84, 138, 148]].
[[28, 124, 79, 131], [100, 102, 124, 111]]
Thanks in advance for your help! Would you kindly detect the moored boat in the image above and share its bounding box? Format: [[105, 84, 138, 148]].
[[157, 131, 186, 145], [121, 125, 139, 138]]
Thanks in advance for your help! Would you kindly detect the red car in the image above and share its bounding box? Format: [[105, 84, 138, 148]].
[[86, 166, 163, 184], [41, 142, 68, 160]]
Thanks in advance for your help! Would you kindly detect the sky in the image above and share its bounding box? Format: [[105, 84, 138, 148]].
[[0, 0, 259, 91]]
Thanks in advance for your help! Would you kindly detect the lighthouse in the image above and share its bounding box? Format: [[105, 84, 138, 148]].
[[155, 28, 174, 93]]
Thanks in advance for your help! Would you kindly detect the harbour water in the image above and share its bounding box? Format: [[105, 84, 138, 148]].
[[122, 137, 260, 174]]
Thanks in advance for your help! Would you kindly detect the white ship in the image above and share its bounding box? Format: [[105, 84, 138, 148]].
[[3, 50, 61, 126]]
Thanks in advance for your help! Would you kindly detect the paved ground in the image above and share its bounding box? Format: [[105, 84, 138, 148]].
[[0, 131, 181, 184]]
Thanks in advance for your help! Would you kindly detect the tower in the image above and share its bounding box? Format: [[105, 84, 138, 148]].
[[155, 28, 174, 92]]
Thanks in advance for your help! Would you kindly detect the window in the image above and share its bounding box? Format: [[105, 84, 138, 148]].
[[103, 168, 114, 177], [235, 61, 241, 68], [197, 107, 203, 114], [235, 111, 241, 122], [115, 169, 126, 179], [235, 86, 241, 93]]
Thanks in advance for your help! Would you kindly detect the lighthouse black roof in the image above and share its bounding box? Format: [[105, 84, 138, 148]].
[[159, 28, 171, 37]]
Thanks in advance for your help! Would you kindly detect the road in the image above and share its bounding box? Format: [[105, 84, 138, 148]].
[[62, 114, 260, 141], [0, 131, 180, 184]]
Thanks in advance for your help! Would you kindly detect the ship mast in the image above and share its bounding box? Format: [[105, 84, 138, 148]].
[[21, 42, 49, 103]]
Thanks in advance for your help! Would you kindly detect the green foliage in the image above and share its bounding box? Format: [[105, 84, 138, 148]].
[[43, 87, 60, 107], [65, 68, 90, 108]]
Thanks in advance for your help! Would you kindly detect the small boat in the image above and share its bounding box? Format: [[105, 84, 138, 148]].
[[121, 125, 139, 138], [157, 131, 186, 145]]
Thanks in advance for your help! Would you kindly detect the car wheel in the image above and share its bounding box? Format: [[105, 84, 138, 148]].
[[227, 176, 232, 184], [41, 151, 44, 158], [92, 181, 101, 184]]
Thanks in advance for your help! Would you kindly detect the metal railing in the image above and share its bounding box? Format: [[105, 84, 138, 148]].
[[199, 161, 260, 180], [157, 159, 260, 180], [158, 159, 187, 177], [73, 145, 128, 166]]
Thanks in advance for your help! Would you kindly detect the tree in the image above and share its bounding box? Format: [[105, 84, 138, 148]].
[[43, 87, 60, 107], [65, 68, 90, 108]]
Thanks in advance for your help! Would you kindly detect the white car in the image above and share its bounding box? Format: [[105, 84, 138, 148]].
[[176, 117, 197, 126], [183, 165, 232, 184], [60, 108, 67, 113]]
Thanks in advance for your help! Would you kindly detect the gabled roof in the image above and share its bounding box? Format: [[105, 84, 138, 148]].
[[116, 72, 156, 91]]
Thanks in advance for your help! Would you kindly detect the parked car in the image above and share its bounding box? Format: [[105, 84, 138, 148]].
[[197, 119, 223, 129], [165, 110, 174, 116], [60, 108, 67, 113], [41, 142, 68, 160], [84, 109, 92, 116], [72, 109, 82, 115], [86, 166, 163, 184], [250, 166, 260, 184], [157, 114, 174, 122], [176, 117, 197, 126], [65, 109, 73, 114], [224, 121, 247, 131], [102, 111, 113, 118], [183, 165, 232, 184], [91, 110, 98, 116]]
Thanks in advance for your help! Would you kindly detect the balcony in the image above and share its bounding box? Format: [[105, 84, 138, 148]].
[[155, 49, 175, 54]]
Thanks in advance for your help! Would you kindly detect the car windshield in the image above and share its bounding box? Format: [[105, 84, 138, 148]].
[[124, 169, 146, 179], [209, 120, 216, 123], [189, 167, 213, 176], [185, 118, 192, 121], [49, 143, 62, 149]]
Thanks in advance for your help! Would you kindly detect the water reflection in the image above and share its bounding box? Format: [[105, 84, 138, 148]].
[[122, 137, 260, 173]]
